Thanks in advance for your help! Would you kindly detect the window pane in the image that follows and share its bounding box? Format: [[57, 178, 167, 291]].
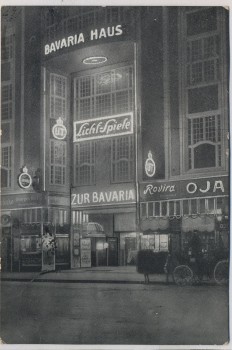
[[76, 142, 95, 185], [190, 199, 197, 214], [161, 202, 168, 216], [1, 123, 10, 143], [194, 143, 215, 168], [154, 202, 160, 216], [192, 118, 204, 144], [96, 72, 111, 94], [183, 200, 189, 215], [50, 74, 66, 119], [169, 202, 174, 216], [1, 168, 8, 188], [141, 203, 147, 218], [111, 136, 134, 182], [74, 66, 133, 120], [188, 85, 218, 113], [187, 8, 217, 36], [205, 116, 216, 142], [200, 198, 206, 213], [148, 202, 153, 217], [50, 141, 66, 185], [207, 198, 215, 214], [80, 76, 91, 97], [176, 201, 180, 215]]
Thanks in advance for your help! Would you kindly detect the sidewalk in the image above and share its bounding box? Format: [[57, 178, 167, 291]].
[[1, 266, 216, 285]]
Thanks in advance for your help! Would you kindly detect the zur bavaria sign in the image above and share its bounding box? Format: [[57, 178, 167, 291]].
[[73, 113, 133, 142]]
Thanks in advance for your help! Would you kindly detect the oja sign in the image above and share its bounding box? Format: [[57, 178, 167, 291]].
[[186, 180, 225, 194]]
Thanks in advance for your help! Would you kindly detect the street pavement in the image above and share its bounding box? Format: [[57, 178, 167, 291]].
[[0, 265, 218, 284], [0, 279, 229, 345]]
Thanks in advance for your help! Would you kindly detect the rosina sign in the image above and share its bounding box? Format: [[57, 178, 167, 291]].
[[73, 113, 133, 142], [140, 176, 228, 201]]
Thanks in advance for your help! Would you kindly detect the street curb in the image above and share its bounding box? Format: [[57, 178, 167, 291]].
[[1, 278, 217, 286], [0, 278, 161, 285]]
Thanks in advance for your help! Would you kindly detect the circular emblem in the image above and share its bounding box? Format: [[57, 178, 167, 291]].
[[1, 214, 11, 226], [145, 151, 156, 177], [18, 166, 32, 189], [52, 117, 67, 140]]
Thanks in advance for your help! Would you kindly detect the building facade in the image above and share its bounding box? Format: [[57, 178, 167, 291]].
[[1, 6, 229, 271]]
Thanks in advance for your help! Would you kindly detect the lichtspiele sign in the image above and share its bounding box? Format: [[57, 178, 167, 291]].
[[73, 113, 133, 142]]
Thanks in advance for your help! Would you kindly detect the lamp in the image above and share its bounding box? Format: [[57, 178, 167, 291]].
[[83, 56, 107, 65]]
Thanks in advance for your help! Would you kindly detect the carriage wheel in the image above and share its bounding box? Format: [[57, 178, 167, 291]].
[[214, 260, 229, 285], [173, 265, 193, 286]]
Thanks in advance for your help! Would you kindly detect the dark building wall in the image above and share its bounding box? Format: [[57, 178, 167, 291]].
[[140, 7, 165, 180], [14, 10, 23, 188], [23, 7, 42, 174], [168, 7, 180, 177]]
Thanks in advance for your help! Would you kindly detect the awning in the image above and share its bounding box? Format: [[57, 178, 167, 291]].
[[181, 215, 215, 233], [82, 222, 105, 237], [140, 217, 169, 233]]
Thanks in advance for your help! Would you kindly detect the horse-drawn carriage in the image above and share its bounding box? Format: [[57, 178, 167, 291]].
[[167, 249, 229, 286], [137, 247, 229, 286]]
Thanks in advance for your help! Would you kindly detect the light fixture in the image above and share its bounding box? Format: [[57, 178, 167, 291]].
[[83, 56, 107, 65]]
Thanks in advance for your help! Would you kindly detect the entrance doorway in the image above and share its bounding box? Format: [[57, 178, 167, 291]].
[[90, 237, 118, 267], [125, 237, 137, 265], [107, 237, 118, 266]]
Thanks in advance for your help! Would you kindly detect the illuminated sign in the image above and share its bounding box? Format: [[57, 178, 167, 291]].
[[52, 117, 67, 140], [145, 151, 156, 177], [73, 113, 133, 142], [45, 25, 123, 55], [18, 166, 32, 189], [71, 183, 136, 208], [140, 176, 228, 201], [1, 193, 45, 210]]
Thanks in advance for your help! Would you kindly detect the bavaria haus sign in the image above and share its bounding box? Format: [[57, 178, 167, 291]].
[[71, 183, 136, 208], [140, 176, 229, 201], [73, 113, 133, 142], [44, 25, 123, 55]]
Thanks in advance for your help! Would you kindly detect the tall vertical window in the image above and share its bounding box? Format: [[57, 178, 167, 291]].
[[111, 136, 134, 182], [50, 73, 67, 119], [2, 33, 14, 60], [50, 140, 66, 185], [74, 66, 133, 120], [1, 84, 12, 120], [74, 65, 134, 185], [75, 142, 95, 185], [1, 30, 14, 189], [1, 146, 11, 188], [180, 7, 227, 171], [49, 73, 68, 187]]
